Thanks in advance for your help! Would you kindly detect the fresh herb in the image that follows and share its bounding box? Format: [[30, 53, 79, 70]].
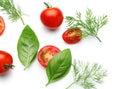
[[17, 25, 39, 69], [66, 60, 107, 89], [65, 8, 108, 42], [0, 0, 25, 25], [46, 49, 72, 86]]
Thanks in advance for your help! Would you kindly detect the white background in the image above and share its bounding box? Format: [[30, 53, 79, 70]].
[[0, 0, 120, 89]]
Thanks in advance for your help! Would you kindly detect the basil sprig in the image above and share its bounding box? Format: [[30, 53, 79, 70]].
[[46, 48, 72, 86], [17, 25, 39, 69]]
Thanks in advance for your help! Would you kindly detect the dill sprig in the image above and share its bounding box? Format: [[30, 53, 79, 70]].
[[0, 0, 25, 25], [66, 60, 107, 89], [65, 8, 108, 42]]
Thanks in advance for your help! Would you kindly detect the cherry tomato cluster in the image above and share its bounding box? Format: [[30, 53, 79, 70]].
[[0, 2, 82, 74], [40, 2, 82, 44], [38, 3, 82, 68]]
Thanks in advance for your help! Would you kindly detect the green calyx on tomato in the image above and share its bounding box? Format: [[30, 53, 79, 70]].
[[4, 64, 14, 69], [44, 2, 52, 8], [38, 45, 60, 68], [40, 2, 64, 30], [62, 28, 82, 44], [0, 50, 14, 74]]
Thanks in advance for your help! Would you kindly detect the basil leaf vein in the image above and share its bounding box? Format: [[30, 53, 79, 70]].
[[17, 25, 39, 69]]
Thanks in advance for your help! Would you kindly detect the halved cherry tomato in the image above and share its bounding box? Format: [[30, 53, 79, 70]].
[[0, 16, 5, 35], [0, 50, 14, 75], [38, 45, 60, 67], [40, 2, 63, 30], [62, 28, 82, 44]]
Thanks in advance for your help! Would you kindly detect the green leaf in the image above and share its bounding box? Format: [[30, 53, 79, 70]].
[[46, 49, 72, 86], [17, 25, 39, 69]]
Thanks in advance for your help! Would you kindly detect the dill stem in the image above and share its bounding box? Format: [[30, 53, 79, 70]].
[[66, 82, 75, 89], [15, 9, 25, 25], [20, 17, 25, 25], [95, 35, 101, 42]]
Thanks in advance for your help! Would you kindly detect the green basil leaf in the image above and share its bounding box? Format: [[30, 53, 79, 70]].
[[17, 25, 39, 69], [46, 48, 72, 86]]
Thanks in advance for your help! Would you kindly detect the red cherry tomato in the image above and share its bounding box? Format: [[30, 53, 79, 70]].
[[40, 2, 63, 30], [62, 28, 82, 44], [0, 50, 13, 75], [38, 45, 60, 67], [0, 16, 5, 35]]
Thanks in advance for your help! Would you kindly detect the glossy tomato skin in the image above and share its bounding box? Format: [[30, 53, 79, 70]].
[[38, 45, 60, 67], [40, 7, 63, 30], [0, 51, 13, 75], [0, 16, 5, 35], [62, 28, 82, 44]]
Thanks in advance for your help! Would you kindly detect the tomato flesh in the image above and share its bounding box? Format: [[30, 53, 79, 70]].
[[40, 7, 63, 30], [0, 51, 13, 74], [0, 16, 5, 35], [38, 45, 60, 67], [62, 28, 82, 44]]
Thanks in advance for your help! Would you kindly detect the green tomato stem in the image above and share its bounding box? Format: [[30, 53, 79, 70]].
[[44, 2, 52, 8], [4, 64, 15, 69]]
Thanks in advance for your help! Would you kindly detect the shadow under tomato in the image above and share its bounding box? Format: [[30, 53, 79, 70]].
[[41, 25, 61, 32], [0, 70, 13, 78]]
